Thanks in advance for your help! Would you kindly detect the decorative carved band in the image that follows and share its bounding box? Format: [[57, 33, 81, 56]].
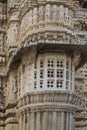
[[17, 91, 85, 115]]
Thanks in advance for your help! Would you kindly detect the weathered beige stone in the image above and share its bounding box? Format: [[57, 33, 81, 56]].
[[0, 0, 87, 130]]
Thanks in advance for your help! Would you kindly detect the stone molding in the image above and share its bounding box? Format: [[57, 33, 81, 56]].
[[17, 91, 85, 115]]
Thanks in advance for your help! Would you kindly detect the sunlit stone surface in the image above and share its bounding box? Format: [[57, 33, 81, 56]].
[[0, 0, 86, 130]]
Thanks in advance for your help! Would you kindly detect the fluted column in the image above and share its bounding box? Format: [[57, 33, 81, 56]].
[[43, 112, 48, 130], [70, 113, 75, 130], [19, 114, 22, 130], [61, 112, 65, 130], [52, 112, 57, 130], [17, 91, 83, 130], [58, 112, 61, 129], [23, 113, 26, 130], [26, 112, 30, 130], [66, 113, 69, 130], [48, 112, 52, 130], [36, 112, 40, 130], [30, 112, 34, 130]]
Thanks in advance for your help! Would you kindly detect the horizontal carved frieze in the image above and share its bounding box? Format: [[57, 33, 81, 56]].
[[17, 91, 85, 113]]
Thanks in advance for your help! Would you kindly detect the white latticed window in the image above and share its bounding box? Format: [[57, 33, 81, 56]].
[[46, 58, 64, 89], [18, 53, 75, 97], [32, 53, 74, 92]]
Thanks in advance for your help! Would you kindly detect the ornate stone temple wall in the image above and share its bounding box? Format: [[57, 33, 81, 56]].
[[0, 0, 86, 130], [75, 64, 87, 130]]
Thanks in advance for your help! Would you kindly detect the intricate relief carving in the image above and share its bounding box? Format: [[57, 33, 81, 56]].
[[19, 4, 74, 43], [17, 91, 85, 113], [0, 0, 86, 129]]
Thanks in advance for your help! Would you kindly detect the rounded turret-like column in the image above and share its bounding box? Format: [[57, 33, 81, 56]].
[[16, 49, 85, 130]]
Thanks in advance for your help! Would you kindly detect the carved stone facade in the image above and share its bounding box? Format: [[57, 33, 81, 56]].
[[0, 0, 87, 130]]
